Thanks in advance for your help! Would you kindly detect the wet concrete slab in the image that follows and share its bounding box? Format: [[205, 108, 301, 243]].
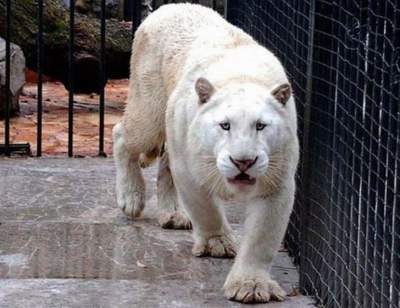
[[0, 158, 315, 307]]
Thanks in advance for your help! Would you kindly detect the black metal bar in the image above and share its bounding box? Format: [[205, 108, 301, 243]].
[[298, 0, 315, 292], [325, 2, 340, 300], [225, 0, 230, 20], [364, 4, 380, 305], [99, 0, 106, 157], [390, 4, 400, 306], [68, 0, 75, 157], [36, 0, 44, 157], [370, 2, 386, 305], [132, 0, 142, 38], [392, 87, 400, 308], [346, 2, 363, 306], [356, 4, 368, 306], [225, 0, 238, 30], [379, 3, 395, 306], [334, 4, 348, 305], [4, 0, 11, 156]]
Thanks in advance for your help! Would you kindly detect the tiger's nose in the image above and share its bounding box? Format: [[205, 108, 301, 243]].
[[229, 156, 258, 172]]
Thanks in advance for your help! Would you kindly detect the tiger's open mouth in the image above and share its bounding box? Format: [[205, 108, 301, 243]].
[[228, 173, 256, 185]]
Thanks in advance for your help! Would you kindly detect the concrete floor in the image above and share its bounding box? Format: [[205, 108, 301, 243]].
[[0, 158, 314, 308]]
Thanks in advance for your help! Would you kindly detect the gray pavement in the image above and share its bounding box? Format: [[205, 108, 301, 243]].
[[0, 158, 315, 307]]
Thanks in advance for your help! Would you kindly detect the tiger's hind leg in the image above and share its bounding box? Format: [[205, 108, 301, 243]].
[[157, 148, 192, 229]]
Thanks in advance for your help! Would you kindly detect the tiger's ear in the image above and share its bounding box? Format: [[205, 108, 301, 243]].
[[195, 77, 215, 104], [271, 83, 291, 105]]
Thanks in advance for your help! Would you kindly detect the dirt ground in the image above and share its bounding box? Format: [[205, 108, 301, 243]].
[[0, 80, 128, 156]]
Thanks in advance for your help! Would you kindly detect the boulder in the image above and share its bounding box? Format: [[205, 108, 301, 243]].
[[64, 0, 124, 19], [0, 37, 25, 119]]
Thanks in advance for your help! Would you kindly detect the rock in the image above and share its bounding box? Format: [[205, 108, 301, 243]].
[[0, 37, 25, 119], [62, 0, 70, 8], [71, 0, 124, 19], [92, 0, 124, 19]]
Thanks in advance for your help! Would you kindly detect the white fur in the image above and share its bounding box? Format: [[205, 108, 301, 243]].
[[113, 4, 299, 303]]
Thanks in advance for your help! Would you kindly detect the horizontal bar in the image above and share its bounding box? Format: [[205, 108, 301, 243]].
[[0, 143, 31, 156]]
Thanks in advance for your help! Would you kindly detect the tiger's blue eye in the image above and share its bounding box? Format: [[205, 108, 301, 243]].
[[256, 123, 267, 131], [220, 122, 230, 130]]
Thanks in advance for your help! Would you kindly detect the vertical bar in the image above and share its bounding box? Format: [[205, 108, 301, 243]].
[[37, 0, 44, 157], [131, 0, 142, 38], [392, 118, 400, 308], [380, 3, 395, 305], [68, 0, 75, 157], [299, 0, 315, 292], [343, 2, 354, 306], [225, 0, 231, 20], [4, 0, 11, 156], [336, 4, 352, 306], [390, 6, 400, 305], [99, 0, 106, 157], [371, 2, 386, 306], [364, 3, 382, 305], [331, 3, 346, 305], [330, 5, 340, 298], [356, 3, 368, 306], [347, 2, 363, 306]]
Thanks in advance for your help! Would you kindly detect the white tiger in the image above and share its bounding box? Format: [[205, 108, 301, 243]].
[[113, 3, 299, 303]]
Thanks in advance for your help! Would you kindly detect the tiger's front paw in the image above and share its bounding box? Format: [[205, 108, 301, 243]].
[[224, 273, 286, 303]]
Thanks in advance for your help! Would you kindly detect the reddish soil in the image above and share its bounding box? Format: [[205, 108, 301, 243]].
[[0, 80, 127, 156]]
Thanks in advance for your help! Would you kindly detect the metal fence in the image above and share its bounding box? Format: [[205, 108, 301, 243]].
[[0, 0, 141, 157], [227, 1, 400, 307], [0, 0, 223, 157]]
